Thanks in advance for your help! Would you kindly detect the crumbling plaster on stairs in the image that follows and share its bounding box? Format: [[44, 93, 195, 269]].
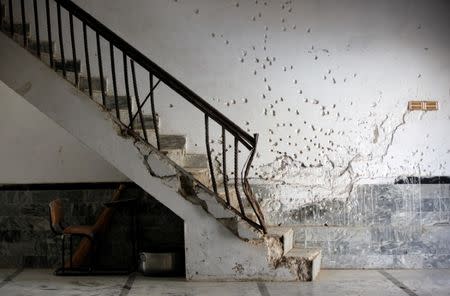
[[109, 112, 266, 240], [264, 235, 313, 281], [108, 111, 314, 279]]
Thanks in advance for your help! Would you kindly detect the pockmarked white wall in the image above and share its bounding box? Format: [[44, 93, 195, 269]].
[[71, 0, 449, 201], [0, 81, 127, 184]]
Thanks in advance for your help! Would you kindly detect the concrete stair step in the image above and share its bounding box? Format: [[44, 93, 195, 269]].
[[183, 153, 208, 168], [104, 95, 130, 111], [160, 134, 186, 151], [284, 246, 322, 281], [54, 59, 81, 73], [235, 221, 294, 256], [242, 206, 259, 223], [35, 52, 53, 67], [217, 186, 240, 209], [182, 154, 210, 185], [28, 39, 55, 55], [185, 167, 210, 186], [1, 21, 30, 36], [79, 75, 108, 93], [158, 135, 186, 166], [267, 226, 294, 255], [132, 114, 159, 130]]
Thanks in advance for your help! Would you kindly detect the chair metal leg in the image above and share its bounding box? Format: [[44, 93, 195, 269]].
[[69, 235, 73, 269], [89, 237, 94, 272], [61, 235, 65, 273]]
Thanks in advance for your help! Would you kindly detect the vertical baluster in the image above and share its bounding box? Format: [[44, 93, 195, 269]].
[[123, 53, 133, 127], [96, 32, 105, 105], [205, 114, 218, 194], [8, 0, 13, 36], [149, 73, 160, 150], [32, 0, 40, 57], [110, 43, 119, 119], [0, 0, 3, 32], [243, 133, 266, 233], [45, 0, 53, 68], [130, 61, 148, 141], [20, 0, 26, 46], [0, 0, 3, 31], [234, 138, 245, 215], [82, 23, 92, 97], [222, 127, 230, 205], [56, 3, 65, 77], [69, 12, 78, 85]]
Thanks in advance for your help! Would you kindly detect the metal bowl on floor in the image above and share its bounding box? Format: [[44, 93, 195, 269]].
[[138, 252, 182, 276]]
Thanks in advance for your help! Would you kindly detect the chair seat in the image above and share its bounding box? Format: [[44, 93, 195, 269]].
[[63, 225, 95, 238]]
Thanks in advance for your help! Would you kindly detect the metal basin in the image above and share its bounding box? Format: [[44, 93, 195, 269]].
[[138, 252, 182, 276]]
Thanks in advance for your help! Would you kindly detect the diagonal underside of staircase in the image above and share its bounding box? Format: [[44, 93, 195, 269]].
[[0, 4, 321, 281]]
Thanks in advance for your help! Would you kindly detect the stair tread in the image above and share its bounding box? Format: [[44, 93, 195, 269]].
[[28, 39, 54, 53], [132, 114, 159, 129], [104, 95, 130, 110], [1, 21, 30, 34], [184, 167, 208, 172], [79, 76, 108, 91], [183, 153, 208, 168], [160, 134, 186, 150], [54, 59, 81, 73], [267, 226, 293, 234], [285, 247, 321, 260]]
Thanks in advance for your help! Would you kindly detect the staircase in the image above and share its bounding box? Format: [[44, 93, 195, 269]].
[[0, 0, 321, 281]]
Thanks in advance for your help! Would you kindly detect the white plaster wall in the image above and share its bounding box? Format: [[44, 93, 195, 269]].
[[68, 0, 450, 202], [0, 81, 127, 184]]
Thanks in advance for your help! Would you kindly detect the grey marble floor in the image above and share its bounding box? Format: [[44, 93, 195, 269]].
[[0, 269, 449, 296]]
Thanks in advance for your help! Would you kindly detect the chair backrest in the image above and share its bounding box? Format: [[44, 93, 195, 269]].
[[48, 198, 65, 234]]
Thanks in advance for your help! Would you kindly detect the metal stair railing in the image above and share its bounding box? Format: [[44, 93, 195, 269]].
[[1, 0, 267, 233]]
